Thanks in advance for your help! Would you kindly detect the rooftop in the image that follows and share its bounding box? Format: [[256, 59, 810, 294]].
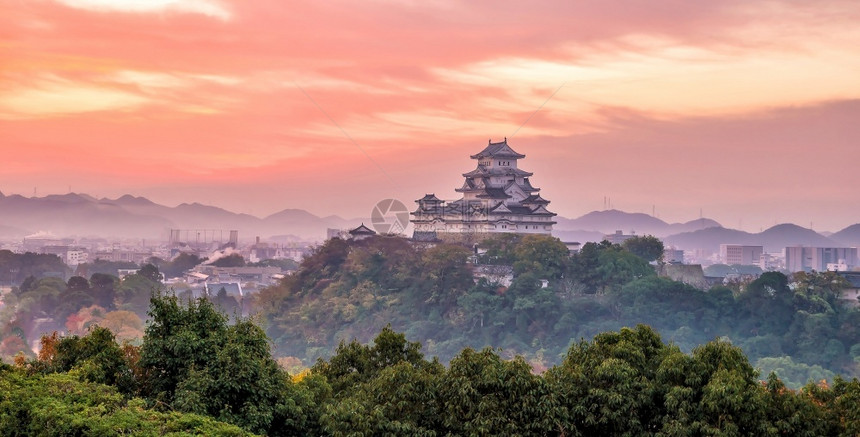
[[470, 138, 526, 160]]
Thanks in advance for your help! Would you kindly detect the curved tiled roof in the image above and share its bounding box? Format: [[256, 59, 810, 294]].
[[470, 138, 526, 159]]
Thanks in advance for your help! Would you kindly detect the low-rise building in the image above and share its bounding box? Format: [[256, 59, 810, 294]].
[[785, 246, 858, 273], [604, 230, 637, 245], [719, 244, 763, 266]]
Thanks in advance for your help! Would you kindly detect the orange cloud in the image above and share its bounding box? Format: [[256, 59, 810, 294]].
[[3, 0, 860, 231]]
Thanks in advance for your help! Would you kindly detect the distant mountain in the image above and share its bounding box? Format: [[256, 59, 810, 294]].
[[551, 229, 606, 244], [4, 192, 855, 247], [0, 194, 173, 238], [663, 227, 755, 252], [108, 194, 158, 207], [664, 223, 839, 252], [0, 193, 362, 241], [554, 209, 721, 238], [830, 224, 860, 247], [757, 224, 837, 251]]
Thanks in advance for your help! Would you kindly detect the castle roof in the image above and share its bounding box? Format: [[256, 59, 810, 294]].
[[417, 193, 442, 202], [475, 187, 511, 199], [470, 138, 526, 160], [522, 194, 550, 204], [462, 166, 533, 178], [349, 223, 377, 236]]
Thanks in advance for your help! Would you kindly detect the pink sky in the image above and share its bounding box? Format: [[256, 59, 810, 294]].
[[2, 0, 860, 232]]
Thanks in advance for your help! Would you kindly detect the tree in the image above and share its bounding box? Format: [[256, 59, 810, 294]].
[[213, 286, 240, 315], [736, 272, 794, 336], [595, 246, 655, 293], [174, 319, 299, 435], [88, 273, 118, 309], [511, 234, 569, 279], [440, 347, 551, 435], [657, 339, 771, 435], [101, 310, 144, 341], [34, 326, 138, 394], [211, 253, 245, 267], [622, 235, 665, 263], [476, 233, 522, 265], [312, 325, 432, 398], [138, 292, 228, 404], [66, 276, 90, 292], [420, 243, 473, 308], [546, 325, 672, 435], [321, 360, 443, 436], [159, 252, 204, 279], [137, 263, 161, 283], [116, 273, 161, 317]]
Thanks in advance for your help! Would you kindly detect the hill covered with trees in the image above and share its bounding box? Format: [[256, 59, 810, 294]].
[[253, 234, 860, 387]]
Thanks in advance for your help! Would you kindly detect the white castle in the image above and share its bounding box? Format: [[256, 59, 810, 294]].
[[411, 138, 556, 239]]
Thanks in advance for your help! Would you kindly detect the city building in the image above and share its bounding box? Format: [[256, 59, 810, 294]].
[[65, 249, 89, 266], [664, 247, 685, 264], [785, 246, 858, 273], [604, 230, 637, 245], [411, 138, 556, 238], [719, 244, 763, 266]]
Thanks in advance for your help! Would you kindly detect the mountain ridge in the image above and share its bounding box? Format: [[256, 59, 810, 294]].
[[0, 192, 857, 248]]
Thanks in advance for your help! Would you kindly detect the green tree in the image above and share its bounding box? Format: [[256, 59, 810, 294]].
[[440, 347, 551, 435], [174, 319, 301, 435], [137, 263, 161, 283], [138, 292, 228, 404], [657, 339, 771, 435], [212, 253, 246, 267], [160, 252, 205, 279], [39, 326, 138, 394], [420, 243, 473, 308], [89, 273, 118, 309], [511, 234, 569, 279], [546, 325, 671, 436], [622, 235, 665, 263], [312, 325, 433, 398], [115, 273, 161, 317]]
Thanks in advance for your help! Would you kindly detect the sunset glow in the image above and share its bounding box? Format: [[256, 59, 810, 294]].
[[3, 0, 860, 231]]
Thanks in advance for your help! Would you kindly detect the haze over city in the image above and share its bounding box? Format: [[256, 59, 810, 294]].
[[3, 1, 860, 232]]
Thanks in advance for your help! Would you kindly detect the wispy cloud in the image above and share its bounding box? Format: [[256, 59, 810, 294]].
[[3, 0, 860, 229], [53, 0, 232, 21]]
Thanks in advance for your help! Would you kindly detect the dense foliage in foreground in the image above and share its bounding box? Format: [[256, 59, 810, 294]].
[[254, 234, 860, 386], [5, 293, 860, 436]]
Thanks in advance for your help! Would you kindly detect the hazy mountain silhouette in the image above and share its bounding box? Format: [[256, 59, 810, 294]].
[[1, 193, 855, 248], [554, 209, 721, 237], [0, 193, 362, 241], [664, 223, 839, 252], [830, 224, 860, 247]]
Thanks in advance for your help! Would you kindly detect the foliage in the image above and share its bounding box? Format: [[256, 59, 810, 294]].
[[247, 258, 299, 271], [511, 233, 570, 279], [622, 234, 665, 263], [0, 250, 68, 286], [75, 258, 138, 278], [211, 253, 246, 267], [8, 234, 860, 435], [138, 292, 228, 404], [756, 356, 836, 390], [138, 292, 318, 435], [0, 370, 254, 436], [150, 252, 205, 279]]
